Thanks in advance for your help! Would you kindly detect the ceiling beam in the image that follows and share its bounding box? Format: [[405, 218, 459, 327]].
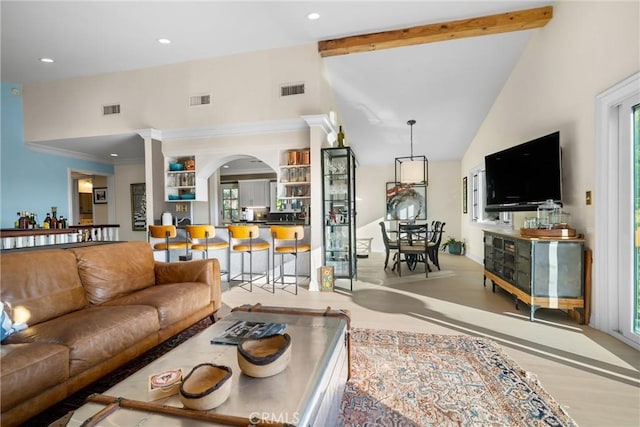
[[318, 5, 553, 57]]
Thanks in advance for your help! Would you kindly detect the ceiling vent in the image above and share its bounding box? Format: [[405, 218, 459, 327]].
[[189, 93, 211, 107], [280, 83, 305, 97], [103, 104, 120, 115]]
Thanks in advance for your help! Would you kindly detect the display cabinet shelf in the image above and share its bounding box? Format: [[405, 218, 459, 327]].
[[322, 147, 357, 290], [164, 156, 206, 202]]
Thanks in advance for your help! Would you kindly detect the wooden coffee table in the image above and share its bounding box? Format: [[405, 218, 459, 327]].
[[67, 310, 349, 426]]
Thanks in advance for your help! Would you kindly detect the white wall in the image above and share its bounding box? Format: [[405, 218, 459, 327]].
[[461, 0, 640, 261]]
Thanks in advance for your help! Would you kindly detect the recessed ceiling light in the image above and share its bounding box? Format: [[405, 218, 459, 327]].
[[222, 165, 230, 168], [157, 38, 171, 44], [39, 58, 54, 63], [110, 153, 119, 157], [307, 12, 320, 20]]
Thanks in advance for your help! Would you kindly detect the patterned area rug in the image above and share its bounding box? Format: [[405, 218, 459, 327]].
[[339, 328, 577, 427]]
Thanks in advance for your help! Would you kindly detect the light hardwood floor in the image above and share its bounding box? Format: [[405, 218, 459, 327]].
[[221, 252, 640, 427]]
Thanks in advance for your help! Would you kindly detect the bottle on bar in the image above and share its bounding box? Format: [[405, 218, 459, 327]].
[[18, 211, 29, 229], [51, 210, 58, 229], [44, 213, 51, 229]]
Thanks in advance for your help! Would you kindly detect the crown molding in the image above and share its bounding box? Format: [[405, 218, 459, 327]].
[[24, 142, 115, 165], [158, 118, 308, 141], [301, 114, 335, 135]]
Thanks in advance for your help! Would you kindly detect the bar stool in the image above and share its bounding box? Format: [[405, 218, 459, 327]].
[[148, 225, 191, 262], [270, 225, 310, 295], [228, 225, 270, 291], [185, 225, 229, 280]]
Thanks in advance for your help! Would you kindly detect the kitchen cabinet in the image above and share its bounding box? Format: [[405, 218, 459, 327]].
[[321, 147, 357, 290], [238, 179, 270, 207], [483, 230, 585, 321], [79, 193, 93, 214], [165, 156, 207, 202]]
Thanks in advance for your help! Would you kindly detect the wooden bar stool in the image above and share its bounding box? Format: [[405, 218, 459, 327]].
[[228, 225, 270, 291], [186, 225, 229, 280], [270, 225, 310, 295], [148, 225, 191, 262]]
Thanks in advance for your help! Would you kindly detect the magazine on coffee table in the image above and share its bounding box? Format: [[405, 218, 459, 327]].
[[211, 320, 287, 345]]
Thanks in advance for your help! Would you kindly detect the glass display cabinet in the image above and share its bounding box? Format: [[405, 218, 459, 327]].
[[321, 147, 357, 289]]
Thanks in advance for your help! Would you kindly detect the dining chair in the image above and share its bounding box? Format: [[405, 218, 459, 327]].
[[148, 225, 191, 262], [396, 222, 430, 277], [378, 221, 398, 270], [427, 222, 446, 270], [228, 225, 270, 291], [270, 225, 311, 295]]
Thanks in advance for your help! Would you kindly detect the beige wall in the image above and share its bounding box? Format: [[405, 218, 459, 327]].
[[92, 175, 109, 224], [461, 0, 640, 261], [22, 43, 332, 142], [114, 163, 146, 242]]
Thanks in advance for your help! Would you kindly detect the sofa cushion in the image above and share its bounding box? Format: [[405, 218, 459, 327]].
[[4, 305, 159, 377], [0, 343, 69, 412], [70, 242, 156, 305], [103, 282, 211, 329], [0, 249, 88, 325]]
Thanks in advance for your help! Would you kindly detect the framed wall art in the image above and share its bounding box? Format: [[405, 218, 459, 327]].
[[130, 183, 146, 231], [463, 176, 468, 214], [93, 187, 107, 204], [386, 182, 427, 220]]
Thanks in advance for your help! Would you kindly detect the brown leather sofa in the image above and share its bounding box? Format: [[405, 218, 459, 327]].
[[0, 241, 221, 427]]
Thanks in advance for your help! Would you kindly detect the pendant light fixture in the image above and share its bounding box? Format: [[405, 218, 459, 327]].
[[395, 119, 428, 184]]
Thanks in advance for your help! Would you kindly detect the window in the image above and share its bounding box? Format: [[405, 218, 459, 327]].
[[221, 184, 239, 222], [633, 103, 639, 338], [470, 165, 512, 226]]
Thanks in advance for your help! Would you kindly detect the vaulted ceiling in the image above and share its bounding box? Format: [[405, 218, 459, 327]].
[[1, 1, 554, 166]]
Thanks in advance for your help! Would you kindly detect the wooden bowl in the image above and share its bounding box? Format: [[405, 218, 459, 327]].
[[179, 363, 232, 410], [237, 333, 292, 378]]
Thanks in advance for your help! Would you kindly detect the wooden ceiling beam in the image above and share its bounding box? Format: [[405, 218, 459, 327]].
[[318, 5, 553, 57]]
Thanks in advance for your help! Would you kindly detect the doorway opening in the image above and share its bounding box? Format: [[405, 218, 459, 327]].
[[68, 170, 111, 226]]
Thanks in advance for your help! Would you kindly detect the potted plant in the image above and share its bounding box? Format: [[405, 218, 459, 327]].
[[441, 236, 465, 255]]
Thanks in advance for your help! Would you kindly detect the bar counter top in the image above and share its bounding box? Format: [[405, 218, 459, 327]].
[[1, 225, 120, 251], [217, 221, 308, 227]]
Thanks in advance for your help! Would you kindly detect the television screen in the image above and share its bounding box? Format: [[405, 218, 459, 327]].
[[484, 131, 562, 212]]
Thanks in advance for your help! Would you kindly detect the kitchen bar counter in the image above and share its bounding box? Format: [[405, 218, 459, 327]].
[[219, 222, 308, 227]]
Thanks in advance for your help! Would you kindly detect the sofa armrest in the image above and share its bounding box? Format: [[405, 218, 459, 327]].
[[154, 259, 221, 313]]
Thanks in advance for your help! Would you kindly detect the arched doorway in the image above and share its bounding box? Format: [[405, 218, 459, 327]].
[[213, 156, 277, 225]]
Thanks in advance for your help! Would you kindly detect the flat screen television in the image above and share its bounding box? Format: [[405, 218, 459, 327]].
[[484, 131, 562, 212]]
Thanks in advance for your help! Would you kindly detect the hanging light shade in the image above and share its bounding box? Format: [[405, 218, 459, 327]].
[[395, 119, 428, 185]]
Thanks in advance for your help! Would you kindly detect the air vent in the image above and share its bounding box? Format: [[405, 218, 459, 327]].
[[103, 104, 120, 115], [280, 83, 305, 97], [189, 93, 211, 106]]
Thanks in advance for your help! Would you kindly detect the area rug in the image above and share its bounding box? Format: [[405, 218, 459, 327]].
[[339, 328, 578, 427]]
